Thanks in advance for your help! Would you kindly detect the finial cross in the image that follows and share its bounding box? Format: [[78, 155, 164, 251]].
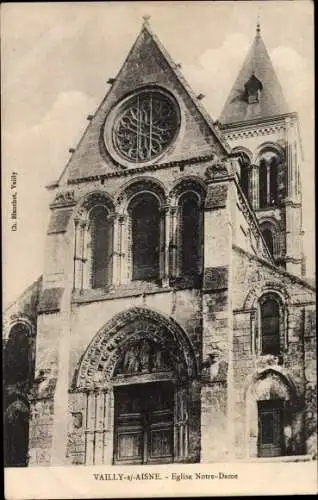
[[142, 14, 151, 25], [256, 9, 261, 35]]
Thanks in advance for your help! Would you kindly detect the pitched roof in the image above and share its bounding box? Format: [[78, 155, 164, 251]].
[[142, 22, 230, 151], [57, 20, 230, 185], [219, 24, 289, 125]]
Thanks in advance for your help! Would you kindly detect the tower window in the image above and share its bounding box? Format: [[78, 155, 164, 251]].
[[259, 151, 280, 208], [244, 74, 263, 104], [238, 153, 251, 200], [131, 193, 160, 281]]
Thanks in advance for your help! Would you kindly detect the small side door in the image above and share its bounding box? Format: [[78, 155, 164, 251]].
[[258, 400, 284, 458]]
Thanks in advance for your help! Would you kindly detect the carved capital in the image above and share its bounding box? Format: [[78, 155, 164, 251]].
[[52, 190, 76, 207], [205, 156, 228, 180], [169, 206, 179, 216], [118, 214, 127, 224], [106, 212, 118, 221], [159, 205, 170, 215]]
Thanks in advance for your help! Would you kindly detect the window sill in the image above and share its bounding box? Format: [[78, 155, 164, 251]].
[[72, 282, 170, 304], [72, 275, 202, 304], [255, 206, 281, 213]]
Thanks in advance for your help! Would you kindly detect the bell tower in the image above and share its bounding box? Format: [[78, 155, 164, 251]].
[[218, 22, 305, 276]]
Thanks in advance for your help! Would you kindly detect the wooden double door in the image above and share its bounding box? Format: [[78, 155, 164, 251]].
[[114, 382, 174, 464]]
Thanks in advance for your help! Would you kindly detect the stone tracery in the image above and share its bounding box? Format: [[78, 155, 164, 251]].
[[113, 90, 179, 163]]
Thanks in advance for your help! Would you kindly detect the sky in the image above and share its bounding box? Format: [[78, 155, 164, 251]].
[[2, 1, 315, 307]]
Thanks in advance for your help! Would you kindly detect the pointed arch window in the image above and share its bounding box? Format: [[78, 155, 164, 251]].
[[130, 193, 160, 281], [260, 295, 281, 355], [259, 151, 280, 208], [179, 192, 201, 275], [89, 206, 113, 289]]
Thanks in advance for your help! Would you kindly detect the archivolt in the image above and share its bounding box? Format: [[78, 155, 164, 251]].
[[243, 281, 290, 310], [231, 146, 253, 163], [74, 190, 115, 221], [244, 367, 297, 402], [168, 176, 207, 205], [252, 141, 285, 165], [74, 307, 198, 389], [115, 176, 167, 210]]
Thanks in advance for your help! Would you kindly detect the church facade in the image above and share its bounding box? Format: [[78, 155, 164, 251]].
[[4, 20, 316, 466]]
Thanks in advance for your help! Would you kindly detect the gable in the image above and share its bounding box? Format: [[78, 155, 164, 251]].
[[59, 24, 229, 185], [232, 245, 315, 311]]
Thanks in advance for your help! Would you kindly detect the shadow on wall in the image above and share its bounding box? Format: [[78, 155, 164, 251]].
[[3, 321, 34, 467]]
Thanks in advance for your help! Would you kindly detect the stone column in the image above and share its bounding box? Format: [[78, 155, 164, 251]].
[[85, 391, 96, 465], [119, 214, 129, 284], [198, 203, 205, 274], [170, 206, 179, 278], [81, 221, 89, 290], [250, 309, 257, 355], [111, 213, 120, 286], [73, 219, 81, 290], [159, 207, 167, 282], [160, 205, 170, 285], [266, 163, 271, 206], [118, 215, 125, 286], [93, 390, 107, 465], [249, 164, 259, 209], [285, 116, 298, 201]]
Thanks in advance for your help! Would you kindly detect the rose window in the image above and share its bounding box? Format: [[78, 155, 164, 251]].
[[109, 89, 180, 164]]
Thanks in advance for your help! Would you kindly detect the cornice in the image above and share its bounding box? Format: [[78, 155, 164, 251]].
[[222, 123, 286, 141], [66, 153, 217, 186], [218, 112, 297, 131]]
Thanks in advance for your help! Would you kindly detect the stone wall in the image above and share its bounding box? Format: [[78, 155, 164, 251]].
[[231, 246, 316, 458]]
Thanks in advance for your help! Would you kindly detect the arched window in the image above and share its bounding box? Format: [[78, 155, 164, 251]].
[[259, 151, 280, 208], [4, 323, 32, 387], [261, 228, 274, 258], [260, 296, 281, 355], [131, 193, 160, 281], [179, 193, 201, 275], [239, 152, 251, 200], [89, 206, 113, 289]]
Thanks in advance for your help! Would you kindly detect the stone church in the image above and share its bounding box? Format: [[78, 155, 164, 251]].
[[3, 19, 316, 467]]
